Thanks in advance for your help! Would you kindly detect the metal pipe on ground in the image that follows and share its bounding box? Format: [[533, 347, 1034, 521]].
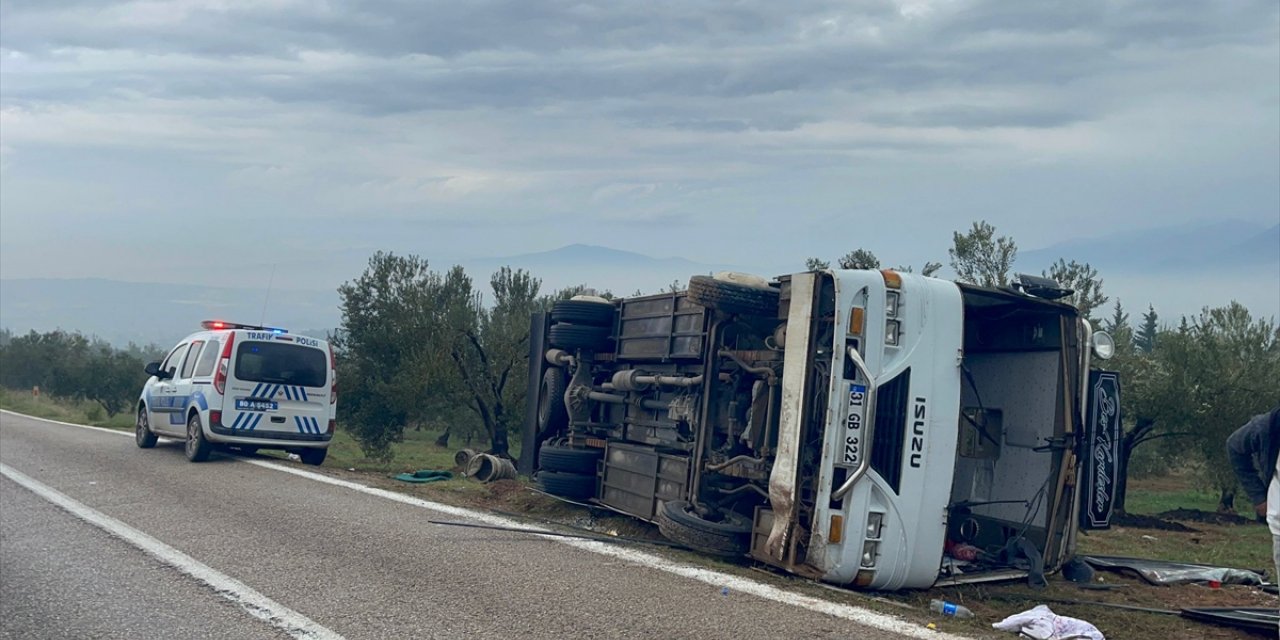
[[467, 453, 517, 482]]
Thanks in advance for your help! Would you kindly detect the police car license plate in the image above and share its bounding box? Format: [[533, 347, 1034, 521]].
[[842, 383, 867, 466], [235, 399, 278, 411]]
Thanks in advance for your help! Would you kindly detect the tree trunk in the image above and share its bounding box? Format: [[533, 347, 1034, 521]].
[[487, 402, 510, 458], [1115, 435, 1134, 516], [434, 427, 451, 448], [1114, 419, 1152, 516]]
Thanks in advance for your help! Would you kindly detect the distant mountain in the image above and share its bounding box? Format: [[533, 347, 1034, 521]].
[[0, 279, 339, 348], [483, 243, 707, 269], [460, 243, 779, 297], [1216, 224, 1280, 266], [1018, 220, 1279, 273], [1018, 220, 1278, 322]]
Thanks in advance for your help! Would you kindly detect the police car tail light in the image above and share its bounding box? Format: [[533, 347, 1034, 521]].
[[214, 334, 235, 394], [209, 410, 223, 428]]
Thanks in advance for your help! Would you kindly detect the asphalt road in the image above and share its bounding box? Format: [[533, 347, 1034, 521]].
[[0, 411, 947, 640]]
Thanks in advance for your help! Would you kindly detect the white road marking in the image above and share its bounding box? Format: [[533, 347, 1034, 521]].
[[0, 462, 346, 640], [1, 410, 132, 435], [2, 410, 967, 639]]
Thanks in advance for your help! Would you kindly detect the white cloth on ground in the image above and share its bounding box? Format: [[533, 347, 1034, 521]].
[[992, 605, 1105, 640]]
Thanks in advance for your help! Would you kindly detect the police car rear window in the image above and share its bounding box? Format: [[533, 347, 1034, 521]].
[[234, 341, 327, 388]]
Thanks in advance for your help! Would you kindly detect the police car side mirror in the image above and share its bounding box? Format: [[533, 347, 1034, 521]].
[[144, 362, 162, 377]]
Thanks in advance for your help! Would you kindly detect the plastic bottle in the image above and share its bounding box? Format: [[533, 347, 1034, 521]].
[[929, 599, 974, 619]]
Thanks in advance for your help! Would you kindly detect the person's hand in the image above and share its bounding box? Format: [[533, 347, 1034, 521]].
[[1255, 502, 1267, 518]]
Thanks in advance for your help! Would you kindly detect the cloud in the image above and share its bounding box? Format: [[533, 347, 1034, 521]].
[[0, 0, 1276, 294]]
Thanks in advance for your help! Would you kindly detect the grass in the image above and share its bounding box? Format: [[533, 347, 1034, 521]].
[[1081, 474, 1274, 571], [1126, 477, 1259, 521], [0, 387, 135, 430], [319, 426, 515, 473], [255, 425, 504, 500], [1078, 518, 1270, 572]]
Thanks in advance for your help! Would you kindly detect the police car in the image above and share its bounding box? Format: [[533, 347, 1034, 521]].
[[136, 321, 337, 465]]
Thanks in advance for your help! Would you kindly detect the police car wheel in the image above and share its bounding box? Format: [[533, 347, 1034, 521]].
[[185, 414, 213, 462], [299, 448, 327, 466], [135, 407, 158, 449]]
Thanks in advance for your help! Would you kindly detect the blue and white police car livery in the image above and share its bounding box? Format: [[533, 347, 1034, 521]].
[[136, 321, 337, 465]]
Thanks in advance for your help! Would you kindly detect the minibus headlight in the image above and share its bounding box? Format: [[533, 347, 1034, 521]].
[[866, 513, 883, 539], [885, 320, 901, 346], [1091, 331, 1115, 360], [885, 292, 900, 317], [861, 541, 879, 568]]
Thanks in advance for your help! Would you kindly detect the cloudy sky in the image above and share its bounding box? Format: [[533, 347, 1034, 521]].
[[1, 0, 1277, 303]]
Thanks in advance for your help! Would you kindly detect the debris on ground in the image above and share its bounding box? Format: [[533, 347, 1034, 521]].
[[465, 453, 517, 482], [1180, 607, 1280, 634], [454, 448, 479, 468], [392, 469, 454, 484], [1109, 513, 1199, 532], [1061, 557, 1096, 583], [1081, 555, 1264, 586], [1156, 508, 1255, 526], [930, 599, 974, 618], [993, 605, 1105, 640]]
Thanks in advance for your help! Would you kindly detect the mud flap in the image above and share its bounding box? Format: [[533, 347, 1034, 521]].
[[764, 273, 816, 562], [1080, 370, 1120, 530]]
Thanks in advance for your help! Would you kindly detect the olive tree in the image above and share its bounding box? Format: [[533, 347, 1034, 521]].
[[1044, 259, 1108, 322], [948, 220, 1018, 287]]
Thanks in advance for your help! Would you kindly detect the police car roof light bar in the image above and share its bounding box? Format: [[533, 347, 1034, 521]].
[[200, 320, 289, 334]]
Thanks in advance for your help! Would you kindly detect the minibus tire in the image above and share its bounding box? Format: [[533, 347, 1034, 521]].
[[536, 471, 597, 500], [548, 324, 611, 351], [136, 407, 158, 449], [537, 369, 569, 437], [185, 414, 213, 462], [538, 443, 603, 474], [657, 500, 749, 556], [687, 275, 779, 317], [550, 300, 615, 327]]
